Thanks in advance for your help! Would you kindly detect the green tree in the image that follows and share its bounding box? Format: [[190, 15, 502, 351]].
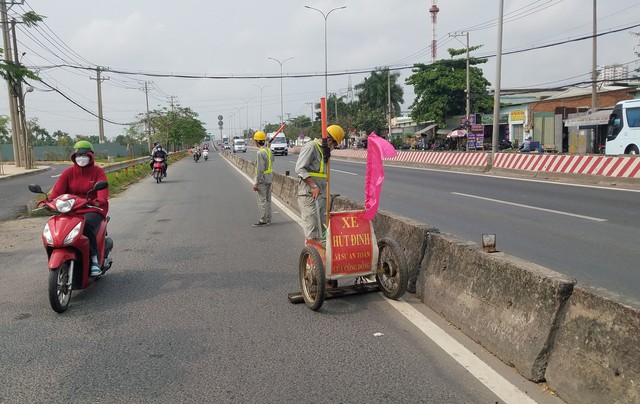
[[355, 67, 404, 117], [27, 118, 53, 146], [406, 46, 493, 126], [0, 115, 10, 143], [1, 12, 44, 92]]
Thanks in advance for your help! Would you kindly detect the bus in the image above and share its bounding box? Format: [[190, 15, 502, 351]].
[[606, 99, 640, 155]]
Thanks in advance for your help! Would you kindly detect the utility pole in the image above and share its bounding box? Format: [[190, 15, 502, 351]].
[[11, 18, 31, 168], [0, 0, 22, 167], [450, 32, 471, 130], [591, 0, 598, 111], [387, 68, 392, 138], [91, 66, 108, 144], [143, 81, 152, 152], [491, 0, 505, 157], [306, 102, 314, 122]]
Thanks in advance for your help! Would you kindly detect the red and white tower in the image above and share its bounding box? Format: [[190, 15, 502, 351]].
[[429, 2, 439, 63]]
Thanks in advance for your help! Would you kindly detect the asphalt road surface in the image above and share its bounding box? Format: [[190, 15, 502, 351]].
[[0, 153, 563, 403]]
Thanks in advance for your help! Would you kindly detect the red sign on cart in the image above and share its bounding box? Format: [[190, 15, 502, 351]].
[[326, 211, 377, 276]]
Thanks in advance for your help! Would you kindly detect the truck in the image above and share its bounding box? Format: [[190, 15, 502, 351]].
[[606, 99, 640, 155]]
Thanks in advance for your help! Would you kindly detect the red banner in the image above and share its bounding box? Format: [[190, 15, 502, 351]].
[[326, 211, 377, 276]]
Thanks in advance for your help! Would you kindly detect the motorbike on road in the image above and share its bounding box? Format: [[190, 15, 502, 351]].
[[193, 150, 201, 163], [152, 157, 165, 183], [28, 181, 114, 313], [203, 150, 209, 161]]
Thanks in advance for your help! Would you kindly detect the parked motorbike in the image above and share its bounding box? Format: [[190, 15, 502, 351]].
[[28, 181, 113, 313], [152, 157, 165, 183], [203, 150, 209, 161], [193, 150, 201, 162], [498, 139, 513, 150]]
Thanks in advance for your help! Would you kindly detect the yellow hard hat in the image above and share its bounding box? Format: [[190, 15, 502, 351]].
[[254, 131, 266, 141], [327, 125, 345, 144]]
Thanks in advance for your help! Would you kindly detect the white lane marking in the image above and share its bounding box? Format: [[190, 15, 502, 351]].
[[225, 155, 537, 402], [51, 174, 61, 178], [289, 161, 358, 176], [452, 192, 607, 222], [384, 297, 538, 404], [331, 168, 358, 176]]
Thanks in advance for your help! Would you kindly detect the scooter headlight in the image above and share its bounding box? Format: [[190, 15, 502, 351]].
[[63, 222, 82, 245], [55, 198, 76, 213], [43, 223, 53, 244]]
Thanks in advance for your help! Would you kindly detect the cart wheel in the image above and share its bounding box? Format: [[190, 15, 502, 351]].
[[376, 238, 408, 300], [299, 246, 326, 311]]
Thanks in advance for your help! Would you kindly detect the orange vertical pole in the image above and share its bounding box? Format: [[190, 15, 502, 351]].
[[320, 98, 330, 229]]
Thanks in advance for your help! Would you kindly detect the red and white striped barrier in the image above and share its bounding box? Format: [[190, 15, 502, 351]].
[[493, 153, 640, 179], [330, 149, 640, 179]]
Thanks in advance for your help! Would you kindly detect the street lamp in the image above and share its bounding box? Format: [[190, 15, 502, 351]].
[[304, 5, 346, 101], [253, 84, 271, 130], [240, 98, 254, 137], [267, 56, 294, 124], [20, 85, 34, 169]]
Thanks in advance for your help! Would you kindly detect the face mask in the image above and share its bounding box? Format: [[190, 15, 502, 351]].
[[75, 156, 90, 167]]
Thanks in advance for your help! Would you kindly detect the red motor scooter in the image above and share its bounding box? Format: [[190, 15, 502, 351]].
[[152, 156, 165, 183], [28, 181, 114, 313]]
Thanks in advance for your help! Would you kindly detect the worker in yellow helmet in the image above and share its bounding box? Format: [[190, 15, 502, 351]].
[[294, 124, 345, 241], [252, 131, 274, 227]]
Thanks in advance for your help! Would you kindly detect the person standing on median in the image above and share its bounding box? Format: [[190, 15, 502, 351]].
[[252, 131, 274, 227], [294, 124, 345, 241]]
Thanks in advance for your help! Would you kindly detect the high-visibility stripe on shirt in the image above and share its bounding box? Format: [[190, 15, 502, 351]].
[[308, 140, 327, 178]]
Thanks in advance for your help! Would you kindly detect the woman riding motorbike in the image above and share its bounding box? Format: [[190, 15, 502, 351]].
[[49, 140, 109, 276]]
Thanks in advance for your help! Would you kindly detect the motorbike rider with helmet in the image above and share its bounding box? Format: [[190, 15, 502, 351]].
[[49, 140, 109, 276], [294, 124, 345, 241], [150, 142, 168, 177]]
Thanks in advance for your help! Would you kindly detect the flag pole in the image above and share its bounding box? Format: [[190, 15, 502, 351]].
[[320, 97, 329, 231]]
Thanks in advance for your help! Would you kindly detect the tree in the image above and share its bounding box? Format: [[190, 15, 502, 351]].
[[355, 67, 404, 117], [0, 115, 9, 143], [406, 46, 493, 126], [27, 118, 53, 146]]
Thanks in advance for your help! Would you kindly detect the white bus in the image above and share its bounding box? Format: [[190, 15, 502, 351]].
[[606, 99, 640, 155]]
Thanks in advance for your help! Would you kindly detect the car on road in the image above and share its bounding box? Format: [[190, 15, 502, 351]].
[[233, 138, 247, 153], [269, 133, 288, 156]]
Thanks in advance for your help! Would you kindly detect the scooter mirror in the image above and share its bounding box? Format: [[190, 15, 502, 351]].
[[28, 184, 43, 194], [92, 181, 109, 192]]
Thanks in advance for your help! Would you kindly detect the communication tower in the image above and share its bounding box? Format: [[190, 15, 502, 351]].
[[429, 2, 439, 63]]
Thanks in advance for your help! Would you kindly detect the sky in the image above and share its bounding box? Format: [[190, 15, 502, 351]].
[[2, 0, 639, 141]]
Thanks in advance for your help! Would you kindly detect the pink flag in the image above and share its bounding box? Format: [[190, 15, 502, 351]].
[[362, 132, 397, 220]]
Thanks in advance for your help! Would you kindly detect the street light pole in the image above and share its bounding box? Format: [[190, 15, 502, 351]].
[[267, 56, 293, 124], [253, 84, 271, 130], [304, 5, 346, 101]]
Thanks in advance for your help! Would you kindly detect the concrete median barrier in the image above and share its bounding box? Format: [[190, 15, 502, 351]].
[[544, 286, 640, 404], [416, 232, 576, 382]]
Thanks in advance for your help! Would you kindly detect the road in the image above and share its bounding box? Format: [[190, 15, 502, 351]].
[[0, 153, 562, 403], [265, 152, 640, 301], [0, 163, 67, 221]]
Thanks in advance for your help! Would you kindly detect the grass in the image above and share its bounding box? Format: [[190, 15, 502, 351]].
[[106, 152, 186, 194]]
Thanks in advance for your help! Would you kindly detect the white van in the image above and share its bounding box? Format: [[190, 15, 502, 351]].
[[606, 99, 640, 155], [233, 138, 247, 153], [268, 133, 288, 156]]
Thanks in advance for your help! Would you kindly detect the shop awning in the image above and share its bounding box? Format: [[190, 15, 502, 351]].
[[564, 109, 612, 127], [415, 124, 437, 135]]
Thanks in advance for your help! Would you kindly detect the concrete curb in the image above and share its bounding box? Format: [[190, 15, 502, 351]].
[[544, 286, 640, 403]]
